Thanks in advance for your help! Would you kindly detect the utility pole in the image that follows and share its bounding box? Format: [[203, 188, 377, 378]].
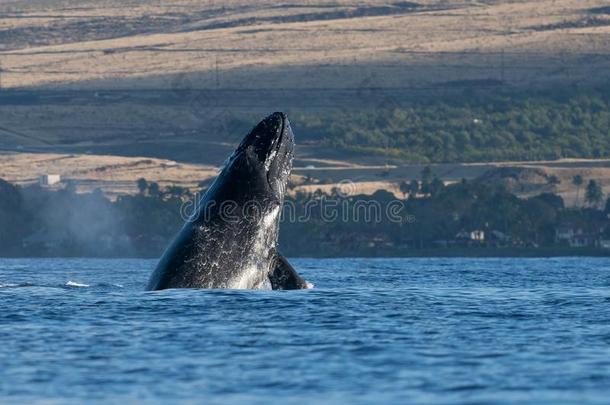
[[215, 55, 219, 88], [500, 49, 505, 83]]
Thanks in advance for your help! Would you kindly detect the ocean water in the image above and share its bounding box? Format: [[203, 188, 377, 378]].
[[1, 257, 610, 404]]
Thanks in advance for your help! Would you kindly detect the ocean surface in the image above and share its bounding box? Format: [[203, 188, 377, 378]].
[[1, 257, 610, 404]]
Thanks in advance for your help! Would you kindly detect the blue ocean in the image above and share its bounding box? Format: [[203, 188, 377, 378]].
[[1, 257, 610, 404]]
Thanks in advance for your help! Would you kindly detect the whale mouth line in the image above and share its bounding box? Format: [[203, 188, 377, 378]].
[[274, 114, 286, 154], [264, 114, 286, 170], [260, 112, 286, 164]]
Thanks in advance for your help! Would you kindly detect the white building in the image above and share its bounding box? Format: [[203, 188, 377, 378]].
[[39, 174, 62, 186], [456, 230, 485, 241], [600, 240, 610, 249]]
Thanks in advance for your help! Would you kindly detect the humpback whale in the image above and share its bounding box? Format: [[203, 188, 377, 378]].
[[147, 112, 308, 291]]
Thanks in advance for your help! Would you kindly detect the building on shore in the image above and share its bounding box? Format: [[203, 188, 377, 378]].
[[39, 174, 62, 186]]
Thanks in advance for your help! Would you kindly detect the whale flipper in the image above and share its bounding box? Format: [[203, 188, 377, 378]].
[[269, 251, 308, 290]]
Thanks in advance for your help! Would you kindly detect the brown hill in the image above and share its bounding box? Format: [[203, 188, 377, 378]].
[[0, 0, 609, 165]]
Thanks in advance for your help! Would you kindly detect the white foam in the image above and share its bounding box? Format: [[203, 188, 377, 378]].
[[0, 283, 18, 288], [66, 281, 90, 288], [305, 281, 315, 289]]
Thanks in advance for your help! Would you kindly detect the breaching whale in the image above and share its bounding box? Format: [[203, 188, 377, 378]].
[[147, 112, 308, 290]]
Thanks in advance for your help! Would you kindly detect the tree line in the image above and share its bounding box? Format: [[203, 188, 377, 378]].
[[290, 86, 610, 163], [2, 175, 610, 257]]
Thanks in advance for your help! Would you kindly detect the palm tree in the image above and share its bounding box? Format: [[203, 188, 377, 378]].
[[604, 196, 610, 215], [548, 175, 560, 189], [148, 182, 160, 198], [572, 175, 583, 206], [421, 166, 432, 183], [585, 180, 603, 208], [430, 176, 445, 197], [136, 178, 148, 195], [408, 179, 420, 199], [399, 181, 410, 199], [420, 166, 432, 195]]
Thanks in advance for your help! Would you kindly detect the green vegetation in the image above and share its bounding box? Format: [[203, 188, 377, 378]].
[[0, 179, 183, 257], [280, 180, 609, 256], [2, 176, 610, 257], [292, 87, 610, 163], [586, 179, 604, 208]]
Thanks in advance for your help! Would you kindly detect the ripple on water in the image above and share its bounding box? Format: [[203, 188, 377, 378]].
[[0, 257, 610, 403]]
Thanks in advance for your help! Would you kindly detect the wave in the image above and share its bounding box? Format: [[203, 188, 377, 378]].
[[0, 283, 18, 288], [65, 281, 90, 288], [1, 281, 125, 290], [96, 282, 124, 288], [0, 282, 34, 288]]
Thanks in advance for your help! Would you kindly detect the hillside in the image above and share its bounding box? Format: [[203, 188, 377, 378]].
[[2, 151, 610, 208], [0, 0, 609, 165], [2, 0, 610, 90]]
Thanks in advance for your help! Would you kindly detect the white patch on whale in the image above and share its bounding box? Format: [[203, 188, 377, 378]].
[[229, 205, 280, 289], [264, 148, 277, 171]]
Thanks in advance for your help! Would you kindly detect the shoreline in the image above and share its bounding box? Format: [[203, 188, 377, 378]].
[[2, 247, 610, 259]]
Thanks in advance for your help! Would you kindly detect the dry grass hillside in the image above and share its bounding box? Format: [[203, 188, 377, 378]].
[[0, 0, 609, 164], [0, 152, 218, 199], [0, 1, 609, 204], [2, 151, 610, 207], [1, 0, 609, 90]]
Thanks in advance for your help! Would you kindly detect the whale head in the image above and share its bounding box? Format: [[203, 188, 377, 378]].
[[221, 112, 294, 202]]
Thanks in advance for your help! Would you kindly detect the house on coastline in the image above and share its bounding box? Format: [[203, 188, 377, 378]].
[[555, 224, 608, 248], [39, 174, 62, 186]]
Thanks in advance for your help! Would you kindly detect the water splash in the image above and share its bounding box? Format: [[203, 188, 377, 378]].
[[66, 281, 90, 288]]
